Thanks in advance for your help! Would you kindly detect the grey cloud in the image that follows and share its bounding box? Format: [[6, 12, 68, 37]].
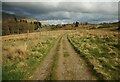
[[2, 2, 118, 24]]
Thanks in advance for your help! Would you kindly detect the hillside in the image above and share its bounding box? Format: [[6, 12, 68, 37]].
[[2, 12, 26, 20], [2, 12, 42, 36]]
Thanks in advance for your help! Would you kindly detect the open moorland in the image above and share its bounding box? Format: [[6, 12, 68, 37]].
[[2, 25, 119, 80]]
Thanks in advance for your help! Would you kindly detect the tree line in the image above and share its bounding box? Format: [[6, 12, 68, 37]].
[[2, 17, 42, 36]]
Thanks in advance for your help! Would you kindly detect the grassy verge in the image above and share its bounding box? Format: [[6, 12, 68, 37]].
[[48, 34, 64, 80], [67, 30, 119, 80], [2, 30, 64, 80]]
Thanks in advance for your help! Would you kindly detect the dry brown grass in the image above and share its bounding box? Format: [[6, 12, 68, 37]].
[[68, 29, 119, 80], [3, 42, 28, 62], [2, 30, 69, 80]]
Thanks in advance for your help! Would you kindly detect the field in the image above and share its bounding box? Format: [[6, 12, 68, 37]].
[[2, 30, 65, 80], [68, 29, 119, 80], [2, 29, 120, 80]]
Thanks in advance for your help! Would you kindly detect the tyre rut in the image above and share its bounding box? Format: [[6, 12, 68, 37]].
[[50, 34, 97, 80], [31, 33, 97, 80]]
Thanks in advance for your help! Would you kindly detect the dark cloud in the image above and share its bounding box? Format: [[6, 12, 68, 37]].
[[2, 2, 118, 24]]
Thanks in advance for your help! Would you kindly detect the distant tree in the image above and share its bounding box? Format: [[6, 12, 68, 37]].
[[118, 20, 120, 30], [20, 19, 22, 22], [38, 22, 42, 27], [63, 24, 66, 27], [33, 21, 42, 30], [2, 26, 10, 35], [25, 20, 27, 23], [14, 17, 18, 23], [75, 21, 79, 27]]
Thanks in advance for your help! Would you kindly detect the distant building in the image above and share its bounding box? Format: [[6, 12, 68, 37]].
[[37, 28, 46, 30]]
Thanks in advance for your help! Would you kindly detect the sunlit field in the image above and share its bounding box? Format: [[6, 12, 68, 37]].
[[2, 29, 119, 80], [68, 29, 119, 80], [2, 30, 67, 80]]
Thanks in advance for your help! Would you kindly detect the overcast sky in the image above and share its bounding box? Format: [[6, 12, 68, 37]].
[[2, 0, 119, 25]]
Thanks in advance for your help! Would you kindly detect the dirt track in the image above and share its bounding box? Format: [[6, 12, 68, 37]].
[[30, 33, 97, 80]]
